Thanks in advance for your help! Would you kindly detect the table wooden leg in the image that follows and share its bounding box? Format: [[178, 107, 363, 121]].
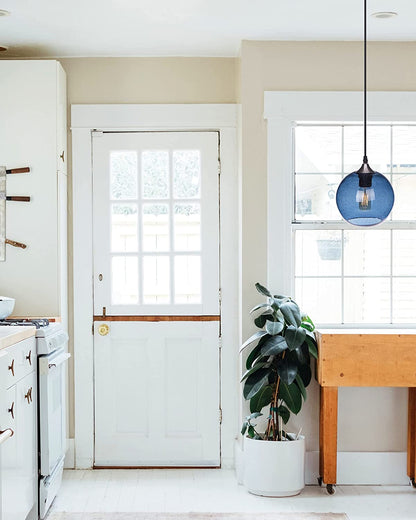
[[407, 387, 416, 482], [319, 386, 338, 486]]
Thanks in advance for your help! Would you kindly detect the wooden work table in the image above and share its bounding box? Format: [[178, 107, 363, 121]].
[[315, 328, 416, 494]]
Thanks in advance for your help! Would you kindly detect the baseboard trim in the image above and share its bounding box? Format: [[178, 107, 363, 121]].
[[64, 438, 75, 469]]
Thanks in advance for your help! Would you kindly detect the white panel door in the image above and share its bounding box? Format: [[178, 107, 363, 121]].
[[94, 321, 220, 466], [92, 131, 221, 466]]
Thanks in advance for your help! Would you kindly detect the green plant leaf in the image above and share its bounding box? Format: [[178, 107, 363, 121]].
[[243, 368, 270, 400], [248, 412, 262, 420], [265, 320, 284, 336], [250, 385, 273, 413], [254, 313, 274, 328], [260, 334, 288, 356], [240, 330, 269, 352], [295, 373, 307, 401], [240, 361, 268, 383], [250, 302, 271, 314], [293, 342, 310, 365], [285, 325, 307, 350], [255, 282, 272, 297], [277, 405, 290, 424], [301, 314, 315, 332], [247, 425, 256, 438], [272, 296, 290, 309], [276, 359, 298, 385], [280, 301, 302, 327], [305, 335, 318, 359], [241, 421, 248, 435], [245, 343, 262, 369], [298, 362, 312, 387], [279, 381, 302, 414]]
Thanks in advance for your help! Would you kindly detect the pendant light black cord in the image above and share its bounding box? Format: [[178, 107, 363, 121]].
[[363, 0, 367, 162]]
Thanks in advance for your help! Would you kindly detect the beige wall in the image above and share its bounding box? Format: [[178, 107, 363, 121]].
[[58, 57, 239, 438], [240, 41, 416, 452]]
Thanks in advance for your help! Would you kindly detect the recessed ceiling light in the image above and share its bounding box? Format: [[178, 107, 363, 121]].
[[0, 9, 10, 17], [371, 11, 398, 19], [0, 46, 8, 52]]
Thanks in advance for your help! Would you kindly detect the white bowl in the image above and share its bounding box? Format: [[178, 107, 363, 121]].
[[0, 297, 15, 319]]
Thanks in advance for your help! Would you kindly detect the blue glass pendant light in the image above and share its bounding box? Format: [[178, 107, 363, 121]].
[[336, 0, 394, 226]]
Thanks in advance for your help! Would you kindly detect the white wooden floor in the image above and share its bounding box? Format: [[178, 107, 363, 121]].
[[50, 469, 416, 520]]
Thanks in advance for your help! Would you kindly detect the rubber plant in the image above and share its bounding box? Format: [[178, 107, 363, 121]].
[[241, 283, 318, 441]]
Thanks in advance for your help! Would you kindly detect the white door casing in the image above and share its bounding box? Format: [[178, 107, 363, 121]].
[[72, 104, 239, 470]]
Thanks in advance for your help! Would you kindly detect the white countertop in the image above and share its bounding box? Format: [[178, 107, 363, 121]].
[[0, 326, 36, 350]]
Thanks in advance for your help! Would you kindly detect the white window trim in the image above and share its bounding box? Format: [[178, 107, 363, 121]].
[[264, 91, 416, 326], [71, 104, 239, 469]]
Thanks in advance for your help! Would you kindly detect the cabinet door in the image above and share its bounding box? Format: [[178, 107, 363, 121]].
[[16, 371, 36, 520], [0, 385, 19, 520]]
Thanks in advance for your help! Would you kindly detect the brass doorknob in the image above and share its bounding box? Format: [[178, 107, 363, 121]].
[[98, 324, 110, 336]]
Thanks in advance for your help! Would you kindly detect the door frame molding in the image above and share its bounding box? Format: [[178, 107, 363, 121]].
[[71, 104, 240, 469]]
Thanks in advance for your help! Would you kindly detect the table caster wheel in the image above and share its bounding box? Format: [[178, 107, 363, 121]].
[[326, 484, 336, 495], [317, 476, 323, 487], [410, 478, 416, 489]]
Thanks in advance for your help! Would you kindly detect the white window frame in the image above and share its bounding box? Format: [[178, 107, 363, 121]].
[[71, 104, 239, 468], [264, 91, 416, 327]]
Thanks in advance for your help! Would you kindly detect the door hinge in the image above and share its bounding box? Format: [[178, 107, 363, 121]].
[[219, 334, 222, 349], [219, 287, 222, 303], [219, 408, 223, 424], [92, 322, 94, 335], [218, 158, 221, 176], [92, 130, 104, 137]]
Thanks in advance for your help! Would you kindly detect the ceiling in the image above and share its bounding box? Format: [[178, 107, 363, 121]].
[[0, 0, 415, 58]]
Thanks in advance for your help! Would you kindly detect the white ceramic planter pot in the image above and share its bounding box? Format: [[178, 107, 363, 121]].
[[243, 435, 305, 497]]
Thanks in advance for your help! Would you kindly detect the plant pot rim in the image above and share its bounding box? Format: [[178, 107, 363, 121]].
[[245, 434, 305, 443]]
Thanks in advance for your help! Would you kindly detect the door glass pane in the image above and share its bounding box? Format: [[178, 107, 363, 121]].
[[295, 278, 342, 323], [143, 256, 170, 304], [393, 278, 416, 322], [174, 204, 201, 251], [295, 174, 341, 221], [142, 204, 169, 252], [110, 151, 138, 200], [392, 126, 416, 173], [295, 126, 342, 173], [173, 150, 201, 198], [142, 150, 169, 199], [111, 204, 138, 253], [112, 256, 138, 305], [393, 230, 416, 275], [344, 230, 390, 276], [344, 278, 390, 323], [175, 256, 201, 303], [295, 230, 342, 277]]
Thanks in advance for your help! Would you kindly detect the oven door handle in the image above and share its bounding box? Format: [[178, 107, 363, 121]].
[[40, 352, 70, 375], [0, 428, 14, 445]]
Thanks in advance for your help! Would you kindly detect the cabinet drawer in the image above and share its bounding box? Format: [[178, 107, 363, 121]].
[[1, 337, 35, 388]]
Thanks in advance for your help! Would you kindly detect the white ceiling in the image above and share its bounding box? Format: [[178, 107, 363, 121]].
[[0, 0, 415, 58]]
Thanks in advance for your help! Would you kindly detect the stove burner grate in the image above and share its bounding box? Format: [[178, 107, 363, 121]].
[[0, 318, 50, 329]]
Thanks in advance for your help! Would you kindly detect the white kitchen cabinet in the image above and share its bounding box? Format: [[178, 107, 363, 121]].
[[0, 60, 67, 328], [0, 336, 37, 520]]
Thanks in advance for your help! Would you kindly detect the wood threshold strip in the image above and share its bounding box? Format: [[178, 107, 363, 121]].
[[93, 315, 220, 322], [93, 465, 221, 470]]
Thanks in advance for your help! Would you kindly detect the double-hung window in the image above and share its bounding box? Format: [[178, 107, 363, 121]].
[[265, 92, 416, 327]]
